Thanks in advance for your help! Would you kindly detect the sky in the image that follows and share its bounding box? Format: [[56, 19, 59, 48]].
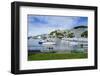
[[28, 15, 88, 36]]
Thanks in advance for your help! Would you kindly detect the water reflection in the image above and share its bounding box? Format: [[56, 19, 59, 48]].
[[28, 38, 88, 53]]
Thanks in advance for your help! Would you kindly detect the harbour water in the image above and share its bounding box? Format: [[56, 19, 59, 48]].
[[28, 38, 88, 53]]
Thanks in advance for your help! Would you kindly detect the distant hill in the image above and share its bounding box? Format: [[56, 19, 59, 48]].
[[73, 26, 87, 29], [71, 25, 87, 38]]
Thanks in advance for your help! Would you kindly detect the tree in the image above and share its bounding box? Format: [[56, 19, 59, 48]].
[[67, 31, 75, 38], [73, 25, 87, 29], [50, 30, 64, 39], [81, 31, 88, 38]]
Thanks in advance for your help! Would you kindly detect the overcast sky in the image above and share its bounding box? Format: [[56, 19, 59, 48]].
[[28, 15, 88, 36]]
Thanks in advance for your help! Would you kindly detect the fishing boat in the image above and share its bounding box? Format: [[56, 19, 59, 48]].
[[38, 40, 45, 44]]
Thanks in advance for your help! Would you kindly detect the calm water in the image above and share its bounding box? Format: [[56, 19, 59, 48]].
[[28, 39, 43, 50], [28, 38, 87, 52]]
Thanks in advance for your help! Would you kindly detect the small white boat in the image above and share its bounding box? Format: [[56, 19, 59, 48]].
[[69, 42, 78, 45], [38, 40, 46, 44], [42, 42, 56, 45]]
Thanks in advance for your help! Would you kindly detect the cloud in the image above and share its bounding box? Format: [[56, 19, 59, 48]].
[[28, 15, 48, 24], [28, 15, 88, 36]]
